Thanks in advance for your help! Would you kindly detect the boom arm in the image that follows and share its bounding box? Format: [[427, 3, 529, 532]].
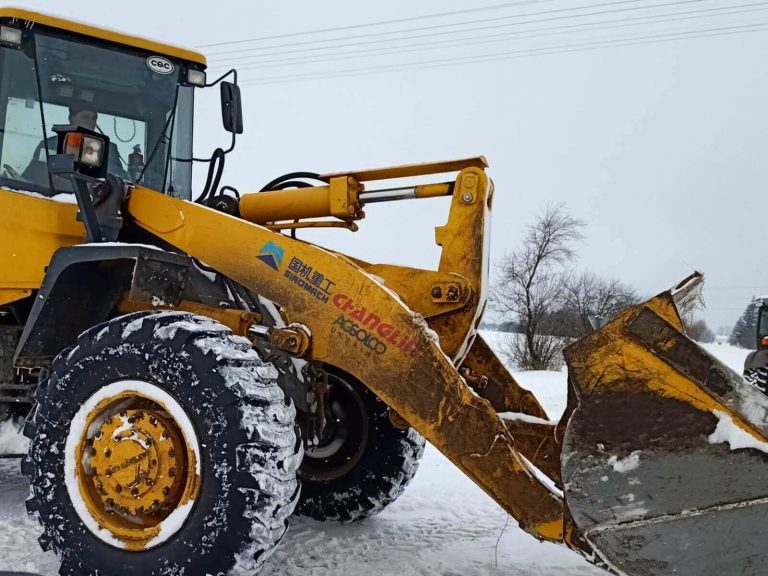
[[126, 161, 571, 543]]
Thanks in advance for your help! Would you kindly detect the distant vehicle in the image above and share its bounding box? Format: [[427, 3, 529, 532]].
[[744, 297, 768, 391]]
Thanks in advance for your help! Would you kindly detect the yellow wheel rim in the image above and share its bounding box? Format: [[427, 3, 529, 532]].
[[65, 381, 201, 550]]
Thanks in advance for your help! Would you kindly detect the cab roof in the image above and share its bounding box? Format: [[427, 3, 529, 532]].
[[0, 7, 207, 66]]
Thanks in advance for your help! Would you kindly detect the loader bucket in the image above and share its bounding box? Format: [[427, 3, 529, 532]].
[[562, 273, 768, 576]]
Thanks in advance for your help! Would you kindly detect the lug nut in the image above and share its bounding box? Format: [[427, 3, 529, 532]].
[[168, 467, 176, 478], [162, 487, 170, 496], [104, 449, 111, 458], [131, 487, 140, 497], [115, 484, 123, 493]]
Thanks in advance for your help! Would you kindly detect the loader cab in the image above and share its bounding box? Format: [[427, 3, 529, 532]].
[[0, 9, 207, 200]]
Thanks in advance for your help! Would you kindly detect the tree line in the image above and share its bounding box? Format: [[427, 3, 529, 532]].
[[730, 299, 766, 349], [490, 204, 715, 370]]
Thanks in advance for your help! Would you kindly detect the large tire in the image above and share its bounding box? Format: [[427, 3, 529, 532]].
[[21, 312, 302, 576], [745, 367, 768, 394], [296, 370, 425, 522]]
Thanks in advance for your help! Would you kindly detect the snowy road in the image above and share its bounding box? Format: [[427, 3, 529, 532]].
[[0, 338, 749, 575], [0, 445, 602, 576]]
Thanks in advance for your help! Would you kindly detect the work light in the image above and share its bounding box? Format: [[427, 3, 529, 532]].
[[0, 25, 21, 46], [187, 69, 206, 87], [53, 124, 110, 179], [63, 133, 105, 168]]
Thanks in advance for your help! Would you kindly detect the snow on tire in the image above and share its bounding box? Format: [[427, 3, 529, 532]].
[[297, 370, 425, 522], [21, 311, 302, 576], [745, 367, 768, 394]]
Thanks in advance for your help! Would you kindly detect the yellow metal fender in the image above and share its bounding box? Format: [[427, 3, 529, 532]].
[[0, 189, 84, 303]]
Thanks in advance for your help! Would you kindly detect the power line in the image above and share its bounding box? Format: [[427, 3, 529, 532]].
[[209, 3, 768, 72], [198, 0, 556, 48], [206, 0, 665, 58], [208, 0, 723, 64], [238, 21, 768, 85], [706, 286, 767, 290], [240, 20, 767, 82], [221, 3, 768, 69]]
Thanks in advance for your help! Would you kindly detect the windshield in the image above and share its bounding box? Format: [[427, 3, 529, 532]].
[[0, 29, 193, 198]]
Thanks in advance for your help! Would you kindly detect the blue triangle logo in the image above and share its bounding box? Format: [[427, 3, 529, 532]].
[[257, 241, 284, 271]]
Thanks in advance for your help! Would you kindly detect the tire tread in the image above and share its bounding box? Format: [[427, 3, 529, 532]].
[[22, 312, 300, 576]]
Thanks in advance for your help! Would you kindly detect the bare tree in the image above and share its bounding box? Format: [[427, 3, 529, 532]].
[[560, 272, 641, 337], [493, 204, 584, 370], [684, 317, 715, 343]]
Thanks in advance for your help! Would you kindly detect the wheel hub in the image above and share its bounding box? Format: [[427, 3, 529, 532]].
[[66, 383, 201, 550], [90, 409, 184, 516], [300, 375, 369, 482]]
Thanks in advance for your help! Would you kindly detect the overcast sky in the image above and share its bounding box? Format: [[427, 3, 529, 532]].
[[20, 0, 768, 330]]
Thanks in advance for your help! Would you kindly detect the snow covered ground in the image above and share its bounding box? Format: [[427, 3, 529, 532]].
[[0, 418, 28, 455], [0, 334, 751, 575], [700, 341, 751, 374]]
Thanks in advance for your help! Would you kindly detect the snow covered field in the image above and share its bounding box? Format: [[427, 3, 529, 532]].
[[0, 334, 751, 575]]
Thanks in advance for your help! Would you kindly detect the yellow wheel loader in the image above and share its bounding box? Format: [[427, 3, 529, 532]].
[[0, 8, 766, 576]]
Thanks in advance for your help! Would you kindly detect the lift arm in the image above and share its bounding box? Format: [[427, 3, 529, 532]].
[[126, 163, 571, 544]]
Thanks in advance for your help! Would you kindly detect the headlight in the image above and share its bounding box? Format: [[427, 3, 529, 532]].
[[80, 136, 104, 167], [53, 124, 111, 179], [187, 68, 206, 87], [63, 132, 105, 168]]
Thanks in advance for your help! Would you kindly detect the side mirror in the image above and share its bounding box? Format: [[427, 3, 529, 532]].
[[220, 81, 243, 134]]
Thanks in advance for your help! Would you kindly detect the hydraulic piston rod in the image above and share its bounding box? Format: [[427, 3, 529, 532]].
[[358, 183, 452, 204], [239, 157, 484, 226]]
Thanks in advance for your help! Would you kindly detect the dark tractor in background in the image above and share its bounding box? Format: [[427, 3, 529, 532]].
[[744, 298, 768, 392]]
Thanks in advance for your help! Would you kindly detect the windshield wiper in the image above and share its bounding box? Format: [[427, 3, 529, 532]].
[[32, 41, 55, 193], [137, 84, 179, 187]]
